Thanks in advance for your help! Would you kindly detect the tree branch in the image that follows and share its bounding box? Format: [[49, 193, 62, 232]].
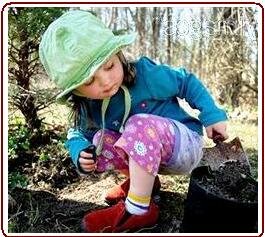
[[29, 57, 39, 65], [9, 42, 20, 52], [243, 82, 258, 93], [8, 51, 20, 65], [127, 7, 136, 22], [36, 99, 56, 111]]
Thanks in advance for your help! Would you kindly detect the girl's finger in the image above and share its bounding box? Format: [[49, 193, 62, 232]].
[[79, 157, 95, 165], [81, 163, 97, 172], [80, 151, 93, 158]]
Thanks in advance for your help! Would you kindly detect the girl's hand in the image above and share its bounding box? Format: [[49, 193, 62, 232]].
[[205, 121, 229, 141], [79, 151, 97, 172]]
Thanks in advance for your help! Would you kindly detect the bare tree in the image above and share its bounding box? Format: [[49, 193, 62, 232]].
[[108, 7, 119, 31], [166, 8, 173, 64], [151, 8, 165, 60], [128, 7, 148, 55]]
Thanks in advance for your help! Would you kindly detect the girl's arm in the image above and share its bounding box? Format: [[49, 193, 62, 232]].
[[175, 68, 228, 140]]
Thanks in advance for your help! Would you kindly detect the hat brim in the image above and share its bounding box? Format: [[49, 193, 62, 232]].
[[56, 33, 136, 103]]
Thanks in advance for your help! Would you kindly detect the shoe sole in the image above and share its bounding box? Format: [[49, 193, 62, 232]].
[[81, 222, 158, 233]]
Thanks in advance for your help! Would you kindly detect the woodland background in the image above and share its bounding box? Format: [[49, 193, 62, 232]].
[[7, 7, 259, 233]]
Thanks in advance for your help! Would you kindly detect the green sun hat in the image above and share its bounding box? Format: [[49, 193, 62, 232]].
[[39, 10, 136, 103]]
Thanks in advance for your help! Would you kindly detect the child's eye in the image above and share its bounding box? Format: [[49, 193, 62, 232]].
[[106, 63, 114, 70]]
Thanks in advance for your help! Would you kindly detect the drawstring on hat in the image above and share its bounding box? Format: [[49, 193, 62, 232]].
[[95, 85, 131, 155], [119, 85, 131, 133]]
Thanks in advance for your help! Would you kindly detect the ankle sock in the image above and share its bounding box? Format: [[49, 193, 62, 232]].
[[125, 191, 151, 215]]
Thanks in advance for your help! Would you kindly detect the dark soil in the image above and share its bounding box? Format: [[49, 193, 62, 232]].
[[197, 161, 258, 203]]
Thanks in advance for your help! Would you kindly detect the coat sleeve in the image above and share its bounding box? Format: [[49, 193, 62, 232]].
[[174, 67, 228, 127], [65, 127, 92, 173]]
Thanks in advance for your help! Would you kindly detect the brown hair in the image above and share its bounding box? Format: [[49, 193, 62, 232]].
[[68, 51, 136, 129]]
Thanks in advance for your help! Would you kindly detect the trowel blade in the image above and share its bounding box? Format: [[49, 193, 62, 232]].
[[200, 137, 251, 171]]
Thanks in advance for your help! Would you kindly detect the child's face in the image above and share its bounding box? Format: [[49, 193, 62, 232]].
[[74, 54, 124, 99]]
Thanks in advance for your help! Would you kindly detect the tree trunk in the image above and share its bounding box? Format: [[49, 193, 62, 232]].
[[109, 7, 118, 31], [166, 8, 172, 64], [151, 8, 159, 60], [198, 8, 204, 78], [129, 8, 147, 55], [19, 93, 42, 131], [222, 8, 242, 108]]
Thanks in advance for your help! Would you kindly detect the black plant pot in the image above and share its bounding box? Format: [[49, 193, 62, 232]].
[[181, 166, 258, 233]]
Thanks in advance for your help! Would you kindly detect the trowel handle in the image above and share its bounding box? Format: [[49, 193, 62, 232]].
[[213, 130, 225, 144]]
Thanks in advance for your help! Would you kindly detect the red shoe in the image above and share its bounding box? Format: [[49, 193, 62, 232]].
[[105, 176, 161, 205], [82, 200, 159, 233]]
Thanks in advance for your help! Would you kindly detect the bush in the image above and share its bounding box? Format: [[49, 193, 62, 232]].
[[8, 117, 30, 159], [8, 172, 28, 190]]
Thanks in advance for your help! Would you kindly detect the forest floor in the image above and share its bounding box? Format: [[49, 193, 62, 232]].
[[9, 169, 188, 233]]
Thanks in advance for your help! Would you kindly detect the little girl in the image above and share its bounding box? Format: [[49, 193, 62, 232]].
[[39, 10, 228, 233]]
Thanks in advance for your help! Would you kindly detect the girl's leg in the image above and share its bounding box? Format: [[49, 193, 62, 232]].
[[114, 114, 176, 215], [129, 158, 155, 196], [93, 130, 159, 205], [125, 158, 155, 215]]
